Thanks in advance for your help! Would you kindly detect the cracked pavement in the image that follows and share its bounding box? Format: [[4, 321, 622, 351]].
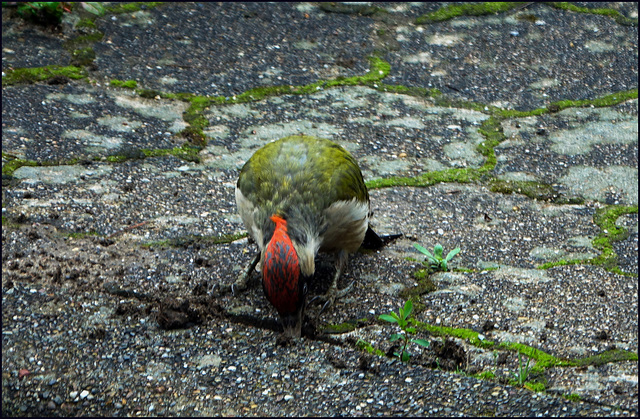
[[2, 2, 638, 417]]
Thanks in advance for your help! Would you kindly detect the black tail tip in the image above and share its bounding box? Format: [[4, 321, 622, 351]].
[[361, 226, 402, 250]]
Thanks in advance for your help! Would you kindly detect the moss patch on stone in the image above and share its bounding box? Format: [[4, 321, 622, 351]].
[[489, 179, 558, 201], [110, 79, 138, 89], [399, 272, 436, 300], [322, 318, 368, 334], [413, 321, 496, 349], [547, 2, 638, 26], [416, 2, 526, 24], [356, 338, 386, 357], [105, 2, 163, 14], [2, 155, 39, 177], [540, 205, 638, 275], [2, 65, 87, 86]]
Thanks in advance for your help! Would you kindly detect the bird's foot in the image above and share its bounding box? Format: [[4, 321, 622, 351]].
[[310, 280, 355, 316], [212, 252, 259, 297]]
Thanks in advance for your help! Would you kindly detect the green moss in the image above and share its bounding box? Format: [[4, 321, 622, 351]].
[[413, 321, 496, 349], [105, 155, 129, 163], [416, 2, 526, 24], [319, 2, 388, 17], [524, 381, 546, 392], [549, 89, 638, 111], [564, 393, 582, 402], [76, 18, 98, 29], [547, 2, 638, 26], [355, 339, 386, 357], [538, 205, 638, 273], [322, 319, 368, 334], [477, 117, 505, 172], [105, 2, 163, 14], [366, 167, 481, 190], [498, 341, 566, 370], [2, 65, 87, 86], [70, 47, 96, 66], [399, 274, 436, 300], [2, 156, 39, 176], [474, 371, 496, 380], [110, 79, 138, 89], [1, 215, 22, 229], [571, 348, 638, 367], [65, 231, 100, 239], [374, 83, 442, 98], [488, 179, 558, 201]]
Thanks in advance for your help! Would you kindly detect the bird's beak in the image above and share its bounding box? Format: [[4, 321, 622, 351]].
[[280, 306, 304, 338]]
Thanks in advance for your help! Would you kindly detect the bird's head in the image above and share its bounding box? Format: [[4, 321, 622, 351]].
[[261, 215, 309, 338]]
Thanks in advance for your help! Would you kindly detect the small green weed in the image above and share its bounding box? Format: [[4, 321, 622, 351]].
[[509, 352, 533, 386], [414, 243, 460, 272], [379, 300, 430, 363]]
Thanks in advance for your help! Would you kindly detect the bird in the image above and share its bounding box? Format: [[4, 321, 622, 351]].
[[234, 135, 373, 338]]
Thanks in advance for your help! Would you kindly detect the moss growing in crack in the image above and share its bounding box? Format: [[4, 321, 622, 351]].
[[105, 2, 163, 14], [571, 348, 638, 367], [110, 79, 138, 89], [2, 215, 22, 229], [322, 319, 368, 334], [2, 65, 87, 86], [547, 2, 638, 26], [477, 117, 505, 172], [489, 179, 558, 201], [319, 2, 388, 17], [412, 321, 496, 349], [549, 89, 639, 111], [366, 167, 481, 190], [540, 205, 640, 275], [356, 339, 386, 357], [76, 18, 97, 29], [399, 271, 436, 300], [474, 371, 496, 380], [65, 231, 100, 239], [416, 2, 526, 24], [2, 156, 39, 177], [498, 341, 567, 371], [70, 47, 96, 67], [375, 83, 442, 98], [564, 393, 582, 402]]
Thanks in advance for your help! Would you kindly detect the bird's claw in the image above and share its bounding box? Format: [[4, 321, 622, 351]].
[[313, 280, 355, 316]]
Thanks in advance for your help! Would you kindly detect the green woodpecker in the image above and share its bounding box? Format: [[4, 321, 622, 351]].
[[235, 135, 370, 337]]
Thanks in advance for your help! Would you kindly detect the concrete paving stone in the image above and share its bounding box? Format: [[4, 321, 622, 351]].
[[2, 2, 637, 417]]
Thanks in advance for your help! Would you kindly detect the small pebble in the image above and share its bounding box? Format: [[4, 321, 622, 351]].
[[284, 394, 294, 401]]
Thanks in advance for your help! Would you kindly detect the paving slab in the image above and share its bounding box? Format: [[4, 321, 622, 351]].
[[2, 2, 638, 417]]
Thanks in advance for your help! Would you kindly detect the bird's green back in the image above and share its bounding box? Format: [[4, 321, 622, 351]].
[[237, 135, 368, 214]]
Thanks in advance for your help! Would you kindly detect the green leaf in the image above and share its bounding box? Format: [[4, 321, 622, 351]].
[[412, 338, 431, 347], [434, 244, 444, 259], [445, 247, 461, 262], [403, 300, 413, 319], [389, 334, 403, 342], [82, 2, 106, 15], [413, 243, 434, 259], [379, 313, 398, 324], [401, 351, 411, 362]]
